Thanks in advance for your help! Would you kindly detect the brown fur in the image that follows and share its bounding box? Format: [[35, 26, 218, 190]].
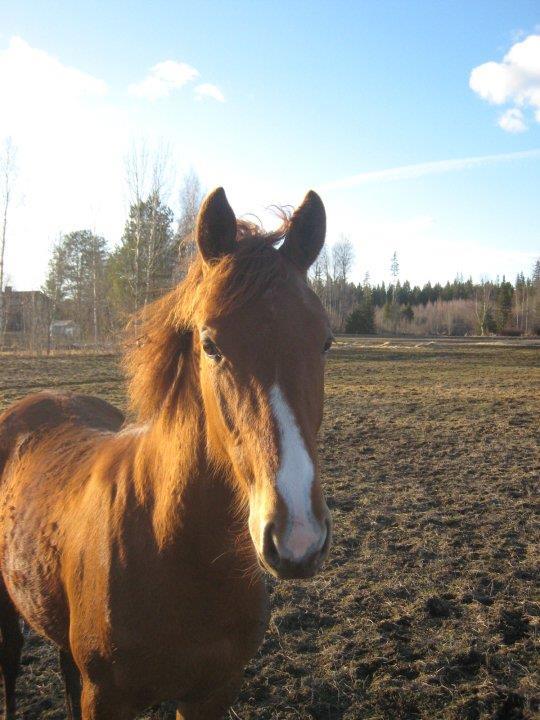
[[124, 218, 290, 425], [0, 189, 331, 719]]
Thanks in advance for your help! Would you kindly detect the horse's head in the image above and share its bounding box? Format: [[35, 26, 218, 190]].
[[194, 188, 332, 580]]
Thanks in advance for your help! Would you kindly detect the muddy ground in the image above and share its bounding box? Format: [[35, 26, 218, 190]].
[[0, 338, 538, 719]]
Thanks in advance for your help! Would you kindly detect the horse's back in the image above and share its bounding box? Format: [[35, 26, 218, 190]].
[[0, 391, 124, 477]]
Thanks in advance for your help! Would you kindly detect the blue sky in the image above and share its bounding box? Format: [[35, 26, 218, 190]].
[[1, 0, 539, 288]]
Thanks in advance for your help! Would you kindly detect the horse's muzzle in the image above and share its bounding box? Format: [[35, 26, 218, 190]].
[[260, 518, 331, 580]]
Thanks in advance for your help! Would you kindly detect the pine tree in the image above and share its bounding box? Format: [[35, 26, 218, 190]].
[[385, 252, 400, 331], [109, 191, 175, 316], [401, 303, 414, 323], [495, 280, 513, 332], [44, 240, 69, 316], [390, 251, 399, 283], [532, 259, 540, 334], [43, 230, 109, 341], [346, 282, 375, 333]]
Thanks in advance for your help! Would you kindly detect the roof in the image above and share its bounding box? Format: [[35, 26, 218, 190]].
[[1, 288, 50, 301]]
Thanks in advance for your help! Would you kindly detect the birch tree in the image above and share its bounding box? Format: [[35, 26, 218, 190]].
[[176, 169, 203, 280], [0, 138, 16, 336], [474, 281, 496, 336], [332, 236, 354, 283], [123, 142, 173, 309]]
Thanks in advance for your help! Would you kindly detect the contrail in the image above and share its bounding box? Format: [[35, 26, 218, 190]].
[[319, 148, 540, 191]]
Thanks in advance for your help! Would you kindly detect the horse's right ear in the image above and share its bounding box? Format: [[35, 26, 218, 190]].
[[196, 187, 237, 264]]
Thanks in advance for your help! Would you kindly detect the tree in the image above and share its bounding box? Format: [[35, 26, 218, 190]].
[[311, 263, 536, 337], [121, 141, 173, 312], [44, 230, 110, 342], [474, 281, 496, 335], [390, 251, 399, 287], [495, 279, 513, 332], [88, 232, 110, 343], [372, 281, 387, 307], [44, 238, 69, 316], [383, 299, 401, 333], [0, 138, 16, 337], [110, 192, 175, 316], [401, 303, 414, 323], [328, 237, 355, 329], [310, 239, 356, 332], [346, 282, 375, 334], [332, 236, 354, 283], [532, 259, 540, 335], [176, 169, 203, 279], [514, 272, 527, 332], [311, 248, 326, 292], [345, 307, 371, 333], [383, 251, 401, 332]]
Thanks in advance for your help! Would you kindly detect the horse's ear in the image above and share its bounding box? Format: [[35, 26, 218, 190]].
[[196, 187, 237, 264], [280, 190, 326, 273]]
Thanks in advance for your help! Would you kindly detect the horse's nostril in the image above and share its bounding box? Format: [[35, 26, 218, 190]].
[[262, 523, 280, 568]]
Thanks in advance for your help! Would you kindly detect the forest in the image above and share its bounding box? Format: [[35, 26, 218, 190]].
[[38, 216, 540, 345], [1, 145, 539, 349]]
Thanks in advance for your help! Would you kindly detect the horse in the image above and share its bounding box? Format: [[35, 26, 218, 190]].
[[0, 187, 333, 720]]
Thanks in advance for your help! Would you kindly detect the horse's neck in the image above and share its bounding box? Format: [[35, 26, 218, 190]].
[[137, 408, 240, 553]]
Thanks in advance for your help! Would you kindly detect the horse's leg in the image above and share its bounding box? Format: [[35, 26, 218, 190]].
[[175, 673, 243, 720], [59, 649, 82, 720], [0, 580, 23, 720], [80, 680, 133, 720]]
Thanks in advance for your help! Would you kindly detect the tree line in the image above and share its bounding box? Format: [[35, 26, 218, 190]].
[[30, 203, 540, 342], [310, 246, 540, 336], [1, 138, 539, 346], [42, 165, 203, 344]]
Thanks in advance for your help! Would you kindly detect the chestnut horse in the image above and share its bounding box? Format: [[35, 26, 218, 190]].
[[0, 188, 332, 719]]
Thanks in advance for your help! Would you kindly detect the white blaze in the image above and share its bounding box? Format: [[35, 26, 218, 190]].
[[269, 383, 320, 560]]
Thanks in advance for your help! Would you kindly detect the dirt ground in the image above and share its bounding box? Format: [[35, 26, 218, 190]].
[[0, 338, 538, 719]]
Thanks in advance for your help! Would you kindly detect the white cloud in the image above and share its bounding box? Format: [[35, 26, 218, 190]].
[[0, 38, 227, 290], [0, 36, 108, 102], [0, 37, 129, 290], [194, 82, 225, 102], [129, 60, 199, 100], [0, 35, 534, 293], [470, 33, 540, 131], [498, 107, 527, 133], [320, 149, 540, 191]]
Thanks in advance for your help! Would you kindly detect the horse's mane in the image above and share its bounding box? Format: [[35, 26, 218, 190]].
[[124, 217, 291, 422]]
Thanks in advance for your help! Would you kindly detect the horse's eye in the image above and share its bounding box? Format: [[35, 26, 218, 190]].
[[323, 337, 333, 354], [202, 337, 222, 361]]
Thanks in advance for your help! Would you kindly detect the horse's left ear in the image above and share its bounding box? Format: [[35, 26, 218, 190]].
[[280, 190, 326, 273], [196, 187, 237, 264]]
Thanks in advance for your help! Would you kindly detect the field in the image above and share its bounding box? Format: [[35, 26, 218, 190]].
[[0, 338, 538, 719]]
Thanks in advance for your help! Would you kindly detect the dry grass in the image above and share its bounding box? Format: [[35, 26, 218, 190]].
[[0, 338, 538, 719]]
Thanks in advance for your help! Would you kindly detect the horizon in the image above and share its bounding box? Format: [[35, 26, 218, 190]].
[[1, 1, 539, 291]]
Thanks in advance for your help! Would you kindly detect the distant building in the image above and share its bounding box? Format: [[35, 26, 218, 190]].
[[50, 319, 81, 346], [0, 287, 51, 349]]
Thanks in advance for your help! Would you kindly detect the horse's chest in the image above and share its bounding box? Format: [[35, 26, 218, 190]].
[[109, 570, 269, 704]]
